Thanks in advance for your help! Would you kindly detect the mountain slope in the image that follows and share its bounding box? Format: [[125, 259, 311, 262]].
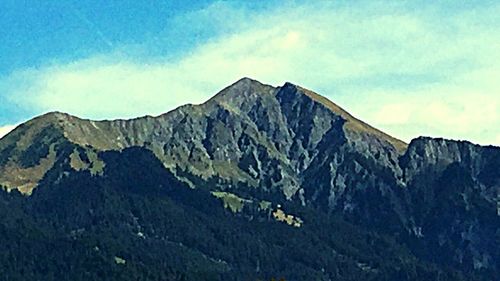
[[0, 78, 406, 196], [0, 78, 498, 280], [0, 146, 479, 281]]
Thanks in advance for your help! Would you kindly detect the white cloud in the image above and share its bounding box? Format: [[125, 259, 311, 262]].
[[1, 2, 499, 146], [0, 125, 17, 139], [349, 63, 500, 146], [4, 26, 317, 119]]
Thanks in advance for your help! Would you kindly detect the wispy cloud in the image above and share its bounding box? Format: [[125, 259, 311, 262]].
[[69, 4, 114, 48], [1, 2, 499, 145]]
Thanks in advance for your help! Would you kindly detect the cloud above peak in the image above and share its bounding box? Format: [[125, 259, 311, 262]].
[[1, 2, 499, 145]]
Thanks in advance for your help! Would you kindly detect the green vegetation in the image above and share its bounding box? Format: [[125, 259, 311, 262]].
[[114, 256, 126, 265], [87, 149, 105, 175], [272, 209, 303, 228], [0, 147, 487, 281], [259, 200, 272, 211], [211, 191, 251, 213]]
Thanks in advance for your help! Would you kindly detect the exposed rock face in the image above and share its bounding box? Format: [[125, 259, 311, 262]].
[[400, 137, 500, 272], [0, 78, 406, 198], [401, 137, 499, 223], [0, 77, 498, 276]]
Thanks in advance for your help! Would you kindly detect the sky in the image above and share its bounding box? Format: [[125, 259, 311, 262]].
[[0, 0, 499, 145]]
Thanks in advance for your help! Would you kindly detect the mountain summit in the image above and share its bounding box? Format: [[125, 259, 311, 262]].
[[0, 78, 407, 196], [0, 78, 498, 280]]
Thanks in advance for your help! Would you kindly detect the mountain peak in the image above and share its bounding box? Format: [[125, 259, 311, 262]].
[[225, 77, 270, 90], [1, 79, 498, 279], [1, 78, 409, 195], [234, 76, 260, 85], [36, 111, 74, 120], [209, 77, 407, 152], [205, 77, 276, 105], [23, 111, 81, 131], [277, 82, 408, 153]]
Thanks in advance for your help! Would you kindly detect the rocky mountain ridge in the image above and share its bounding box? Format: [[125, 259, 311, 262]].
[[0, 78, 406, 195], [0, 77, 498, 279]]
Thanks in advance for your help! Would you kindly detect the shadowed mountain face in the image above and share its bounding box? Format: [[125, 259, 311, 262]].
[[0, 78, 498, 280]]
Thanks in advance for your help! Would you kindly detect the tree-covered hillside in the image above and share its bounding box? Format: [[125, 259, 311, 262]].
[[0, 147, 484, 281]]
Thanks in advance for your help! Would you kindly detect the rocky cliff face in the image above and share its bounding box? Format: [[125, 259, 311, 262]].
[[0, 78, 406, 197], [0, 78, 498, 277], [400, 137, 500, 272]]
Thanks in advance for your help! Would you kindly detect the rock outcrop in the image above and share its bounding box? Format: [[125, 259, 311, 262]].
[[0, 77, 498, 277]]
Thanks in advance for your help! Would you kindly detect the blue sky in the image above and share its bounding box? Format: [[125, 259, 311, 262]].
[[0, 0, 499, 145]]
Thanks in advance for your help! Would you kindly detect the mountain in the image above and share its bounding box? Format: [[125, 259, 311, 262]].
[[0, 78, 498, 281], [0, 78, 407, 196]]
